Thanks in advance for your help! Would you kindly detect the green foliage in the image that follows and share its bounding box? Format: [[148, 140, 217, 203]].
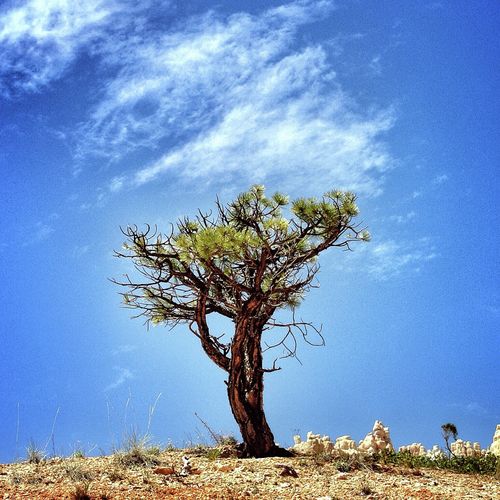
[[379, 450, 498, 475], [116, 185, 368, 329], [205, 448, 222, 461]]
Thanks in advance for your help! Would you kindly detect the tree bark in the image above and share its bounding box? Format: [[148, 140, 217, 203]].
[[227, 314, 290, 458]]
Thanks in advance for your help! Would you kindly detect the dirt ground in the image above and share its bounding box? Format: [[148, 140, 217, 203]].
[[1, 450, 498, 499]]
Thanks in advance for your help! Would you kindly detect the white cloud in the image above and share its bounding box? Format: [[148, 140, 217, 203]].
[[389, 211, 416, 223], [433, 173, 449, 185], [22, 221, 55, 246], [104, 366, 133, 391], [333, 237, 438, 280], [367, 239, 437, 280], [74, 0, 393, 196], [0, 0, 127, 96]]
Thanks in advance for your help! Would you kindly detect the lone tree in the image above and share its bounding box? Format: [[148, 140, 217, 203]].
[[114, 185, 369, 457]]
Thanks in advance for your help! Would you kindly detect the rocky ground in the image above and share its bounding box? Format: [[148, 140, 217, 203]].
[[0, 449, 498, 499]]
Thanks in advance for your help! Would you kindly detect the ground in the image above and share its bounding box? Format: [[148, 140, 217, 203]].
[[0, 449, 498, 499]]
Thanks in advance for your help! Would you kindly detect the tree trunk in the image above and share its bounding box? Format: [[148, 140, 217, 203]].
[[227, 315, 290, 458]]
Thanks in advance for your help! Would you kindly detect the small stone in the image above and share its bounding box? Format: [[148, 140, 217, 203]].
[[153, 467, 175, 475], [275, 464, 298, 478]]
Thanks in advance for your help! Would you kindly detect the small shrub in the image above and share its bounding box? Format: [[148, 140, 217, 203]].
[[377, 450, 498, 475], [206, 448, 222, 461], [359, 479, 374, 496], [114, 432, 162, 467], [71, 482, 91, 500], [26, 441, 45, 464], [312, 451, 335, 466], [335, 459, 352, 472], [217, 435, 238, 446], [164, 440, 177, 452], [72, 449, 85, 459], [63, 463, 95, 482]]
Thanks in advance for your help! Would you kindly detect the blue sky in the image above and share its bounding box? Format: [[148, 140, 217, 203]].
[[0, 0, 498, 462]]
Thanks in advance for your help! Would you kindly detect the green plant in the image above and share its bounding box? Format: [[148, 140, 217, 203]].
[[72, 449, 85, 459], [312, 451, 334, 466], [377, 450, 498, 475], [206, 448, 222, 461], [335, 459, 352, 472]]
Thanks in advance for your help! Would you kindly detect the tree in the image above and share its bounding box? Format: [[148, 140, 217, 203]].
[[113, 185, 369, 457], [441, 422, 458, 457]]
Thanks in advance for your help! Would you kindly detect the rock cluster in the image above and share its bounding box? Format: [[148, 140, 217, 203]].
[[291, 422, 500, 460], [450, 440, 485, 458], [292, 432, 334, 455], [333, 435, 358, 457], [490, 424, 500, 456], [426, 445, 445, 460], [292, 420, 393, 457], [358, 420, 394, 454]]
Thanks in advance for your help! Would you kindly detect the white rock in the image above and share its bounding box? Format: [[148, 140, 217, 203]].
[[358, 420, 394, 455], [489, 424, 500, 456], [334, 435, 359, 457], [291, 432, 334, 455], [450, 439, 486, 458], [426, 445, 445, 460]]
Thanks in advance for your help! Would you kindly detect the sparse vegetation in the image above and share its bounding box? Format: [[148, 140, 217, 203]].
[[113, 431, 162, 467], [62, 463, 95, 482], [26, 440, 45, 464], [71, 481, 91, 500], [359, 478, 374, 496], [378, 450, 498, 475], [1, 446, 498, 498]]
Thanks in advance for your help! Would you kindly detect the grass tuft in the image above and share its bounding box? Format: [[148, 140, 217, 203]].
[[26, 440, 46, 464], [113, 431, 162, 467]]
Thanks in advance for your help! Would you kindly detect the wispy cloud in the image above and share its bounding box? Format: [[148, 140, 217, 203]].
[[73, 0, 393, 196], [22, 221, 55, 246], [389, 211, 416, 224], [334, 237, 438, 280], [0, 0, 122, 96], [449, 401, 489, 417], [2, 0, 395, 195], [432, 173, 449, 185], [104, 366, 133, 392], [366, 238, 438, 280]]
